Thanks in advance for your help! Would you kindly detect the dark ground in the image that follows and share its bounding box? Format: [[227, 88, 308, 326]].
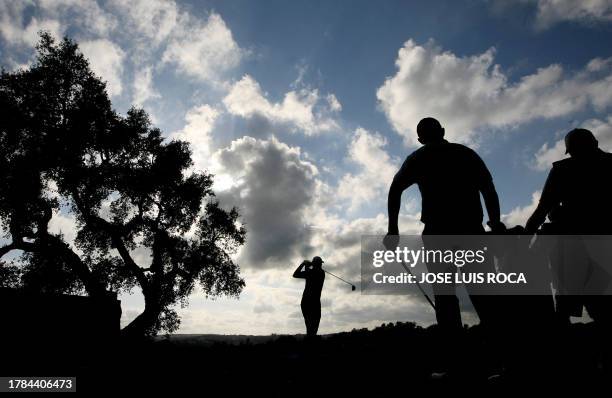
[[3, 321, 609, 395]]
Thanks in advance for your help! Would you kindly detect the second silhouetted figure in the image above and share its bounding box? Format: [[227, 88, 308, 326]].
[[526, 128, 612, 324], [386, 117, 505, 331]]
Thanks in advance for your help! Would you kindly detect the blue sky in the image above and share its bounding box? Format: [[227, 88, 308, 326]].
[[1, 0, 611, 334]]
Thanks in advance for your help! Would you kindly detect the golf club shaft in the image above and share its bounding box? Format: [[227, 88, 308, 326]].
[[399, 260, 436, 310], [323, 269, 354, 287]]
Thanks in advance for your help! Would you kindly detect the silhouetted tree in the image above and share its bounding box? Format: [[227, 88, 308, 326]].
[[0, 33, 246, 337]]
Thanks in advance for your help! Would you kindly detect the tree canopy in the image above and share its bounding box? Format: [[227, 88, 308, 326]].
[[0, 33, 246, 336]]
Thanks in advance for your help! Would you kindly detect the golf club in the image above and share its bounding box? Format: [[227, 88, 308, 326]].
[[323, 269, 356, 291], [399, 259, 436, 310]]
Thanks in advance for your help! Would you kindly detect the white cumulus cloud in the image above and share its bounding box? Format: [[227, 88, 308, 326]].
[[212, 136, 319, 269], [337, 128, 400, 211], [223, 74, 341, 135], [377, 39, 612, 147], [37, 0, 117, 36], [162, 12, 243, 84], [0, 1, 63, 48], [502, 190, 541, 227], [533, 0, 612, 29], [108, 0, 178, 44], [132, 66, 160, 107], [79, 38, 125, 97], [170, 105, 220, 172]]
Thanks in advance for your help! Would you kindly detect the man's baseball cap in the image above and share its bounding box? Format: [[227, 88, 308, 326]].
[[312, 256, 324, 264]]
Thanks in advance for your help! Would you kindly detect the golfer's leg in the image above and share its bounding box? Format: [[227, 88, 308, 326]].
[[428, 262, 461, 331], [585, 296, 612, 374], [422, 233, 462, 330], [304, 301, 318, 337], [312, 303, 321, 336], [305, 317, 315, 337], [301, 302, 311, 336], [428, 265, 462, 373], [433, 295, 462, 330], [464, 250, 498, 328]]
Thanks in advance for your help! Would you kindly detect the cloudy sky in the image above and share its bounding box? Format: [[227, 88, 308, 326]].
[[1, 0, 611, 334]]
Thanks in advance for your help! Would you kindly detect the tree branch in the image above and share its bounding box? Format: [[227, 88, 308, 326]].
[[110, 231, 149, 293], [70, 189, 150, 293], [35, 235, 106, 297], [3, 199, 106, 297], [6, 234, 106, 297]]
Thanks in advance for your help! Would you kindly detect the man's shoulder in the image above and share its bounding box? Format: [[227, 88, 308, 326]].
[[552, 151, 612, 167], [405, 141, 479, 163], [448, 142, 477, 153], [552, 157, 571, 168], [415, 141, 471, 153], [595, 151, 612, 172], [445, 142, 484, 163], [550, 158, 576, 179], [600, 151, 612, 162], [403, 145, 427, 162]]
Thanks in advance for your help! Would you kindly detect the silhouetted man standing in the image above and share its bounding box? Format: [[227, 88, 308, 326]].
[[293, 256, 326, 337], [526, 128, 612, 326], [386, 117, 505, 331]]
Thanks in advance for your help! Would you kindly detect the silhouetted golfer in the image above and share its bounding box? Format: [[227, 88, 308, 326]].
[[385, 117, 505, 331], [293, 256, 326, 337], [526, 128, 612, 327], [526, 128, 612, 234]]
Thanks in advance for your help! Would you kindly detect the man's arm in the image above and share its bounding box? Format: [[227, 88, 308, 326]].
[[293, 262, 309, 278], [481, 178, 504, 231], [526, 168, 559, 234], [474, 151, 504, 231], [387, 156, 417, 235], [387, 178, 404, 235]]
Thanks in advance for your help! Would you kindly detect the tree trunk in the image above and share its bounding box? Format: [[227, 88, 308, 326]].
[[120, 300, 160, 339]]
